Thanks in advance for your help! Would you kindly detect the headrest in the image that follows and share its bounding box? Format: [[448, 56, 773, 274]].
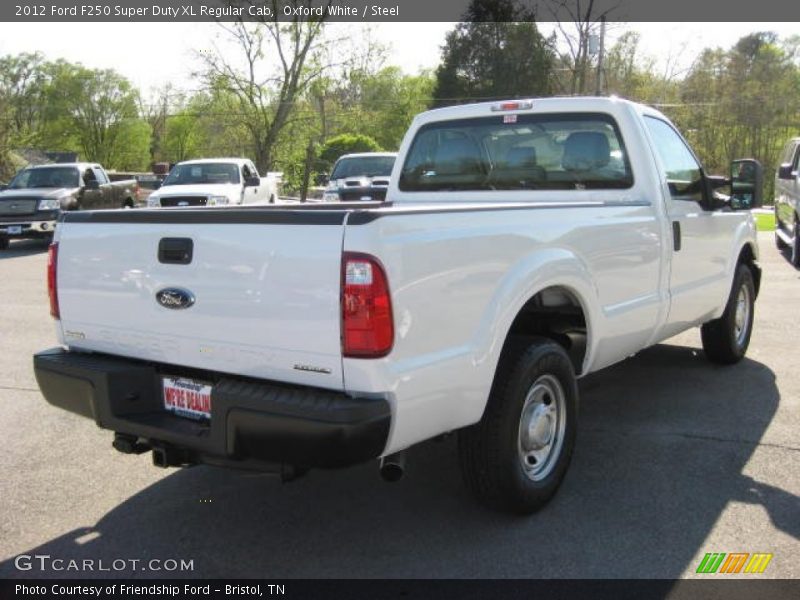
[[434, 137, 483, 175], [505, 146, 538, 168], [562, 132, 610, 171]]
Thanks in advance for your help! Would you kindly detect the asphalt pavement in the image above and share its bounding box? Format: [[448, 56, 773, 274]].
[[0, 232, 797, 579]]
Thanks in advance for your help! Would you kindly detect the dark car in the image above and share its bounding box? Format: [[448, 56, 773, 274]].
[[321, 152, 397, 203]]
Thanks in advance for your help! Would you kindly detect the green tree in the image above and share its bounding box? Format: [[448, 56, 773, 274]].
[[47, 63, 149, 168], [433, 0, 554, 106], [318, 133, 381, 168]]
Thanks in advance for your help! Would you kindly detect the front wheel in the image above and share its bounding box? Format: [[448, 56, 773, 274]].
[[458, 336, 578, 514], [791, 221, 800, 268], [701, 264, 755, 364]]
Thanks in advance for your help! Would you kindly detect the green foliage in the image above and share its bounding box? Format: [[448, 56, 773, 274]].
[[665, 32, 800, 202], [433, 0, 554, 106], [318, 134, 381, 167]]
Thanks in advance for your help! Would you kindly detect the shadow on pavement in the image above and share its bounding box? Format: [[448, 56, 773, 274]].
[[0, 239, 49, 260], [1, 342, 793, 579]]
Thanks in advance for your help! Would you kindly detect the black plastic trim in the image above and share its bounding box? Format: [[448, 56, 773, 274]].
[[33, 348, 391, 469]]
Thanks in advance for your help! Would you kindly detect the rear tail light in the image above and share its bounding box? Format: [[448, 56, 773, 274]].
[[47, 242, 59, 319], [342, 252, 393, 358]]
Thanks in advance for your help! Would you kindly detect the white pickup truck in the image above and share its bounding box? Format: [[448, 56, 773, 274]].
[[146, 158, 280, 207], [34, 98, 763, 513]]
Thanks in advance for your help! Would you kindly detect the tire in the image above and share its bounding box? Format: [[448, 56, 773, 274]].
[[0, 236, 8, 250], [791, 221, 800, 268], [701, 264, 755, 365], [458, 336, 578, 514], [775, 213, 788, 250]]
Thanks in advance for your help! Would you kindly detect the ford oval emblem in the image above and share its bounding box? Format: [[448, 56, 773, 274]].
[[156, 287, 195, 310]]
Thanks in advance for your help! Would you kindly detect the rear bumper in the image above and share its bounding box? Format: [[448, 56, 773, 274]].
[[33, 348, 391, 470]]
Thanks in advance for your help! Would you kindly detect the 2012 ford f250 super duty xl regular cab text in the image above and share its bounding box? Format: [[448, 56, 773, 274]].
[[34, 98, 763, 513]]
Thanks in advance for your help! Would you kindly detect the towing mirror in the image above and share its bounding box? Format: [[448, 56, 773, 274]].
[[85, 180, 100, 190], [730, 158, 763, 210], [777, 163, 795, 180], [244, 176, 260, 187], [0, 183, 7, 191], [315, 173, 329, 186]]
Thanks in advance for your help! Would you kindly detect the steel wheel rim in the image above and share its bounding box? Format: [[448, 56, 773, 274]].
[[517, 374, 566, 481], [734, 283, 751, 348]]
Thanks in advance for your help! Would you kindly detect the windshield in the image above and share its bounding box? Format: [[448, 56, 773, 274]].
[[162, 162, 240, 186], [399, 113, 633, 192], [9, 166, 80, 189], [330, 156, 395, 179]]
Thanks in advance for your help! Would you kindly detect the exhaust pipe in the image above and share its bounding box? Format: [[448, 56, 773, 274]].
[[152, 446, 169, 468], [379, 451, 406, 482], [112, 433, 149, 455]]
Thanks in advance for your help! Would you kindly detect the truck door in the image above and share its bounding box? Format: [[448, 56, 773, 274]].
[[92, 167, 115, 208], [777, 142, 800, 233], [242, 163, 263, 204], [643, 116, 735, 331], [81, 168, 104, 209]]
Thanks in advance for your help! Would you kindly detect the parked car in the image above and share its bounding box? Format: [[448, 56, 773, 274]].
[[321, 152, 397, 202], [34, 97, 763, 513], [146, 158, 279, 207], [0, 163, 136, 249], [774, 137, 800, 265]]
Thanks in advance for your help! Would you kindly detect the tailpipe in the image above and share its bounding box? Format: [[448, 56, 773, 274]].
[[379, 451, 406, 482], [151, 444, 190, 468]]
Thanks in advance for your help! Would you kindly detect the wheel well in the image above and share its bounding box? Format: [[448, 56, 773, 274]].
[[123, 197, 134, 208], [738, 243, 761, 297], [505, 286, 588, 375]]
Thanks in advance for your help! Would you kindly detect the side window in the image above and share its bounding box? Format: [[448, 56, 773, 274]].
[[92, 167, 108, 184], [792, 144, 800, 171], [644, 116, 705, 203], [780, 141, 797, 165]]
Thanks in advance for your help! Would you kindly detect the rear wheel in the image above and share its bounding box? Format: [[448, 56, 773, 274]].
[[458, 336, 578, 514], [701, 264, 755, 364]]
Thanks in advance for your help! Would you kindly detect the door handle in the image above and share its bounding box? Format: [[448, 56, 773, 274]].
[[672, 221, 681, 252]]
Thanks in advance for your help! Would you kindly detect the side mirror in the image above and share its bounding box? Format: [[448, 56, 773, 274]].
[[85, 180, 100, 190], [729, 158, 763, 210], [0, 183, 7, 192], [777, 163, 795, 180], [153, 180, 161, 190], [315, 173, 330, 186], [244, 176, 260, 187]]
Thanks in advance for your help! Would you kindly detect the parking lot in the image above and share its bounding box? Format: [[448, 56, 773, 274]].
[[0, 231, 797, 579]]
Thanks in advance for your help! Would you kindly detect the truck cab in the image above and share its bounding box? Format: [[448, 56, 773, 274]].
[[147, 158, 279, 207]]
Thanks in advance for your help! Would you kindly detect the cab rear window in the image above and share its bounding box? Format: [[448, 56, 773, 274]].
[[399, 113, 633, 192]]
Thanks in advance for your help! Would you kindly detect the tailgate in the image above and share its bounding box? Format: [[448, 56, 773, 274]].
[[55, 210, 347, 390]]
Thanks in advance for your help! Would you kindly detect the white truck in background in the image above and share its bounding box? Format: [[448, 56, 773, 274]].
[[147, 158, 281, 207], [34, 98, 762, 513]]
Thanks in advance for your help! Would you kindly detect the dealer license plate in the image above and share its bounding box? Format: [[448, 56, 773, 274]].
[[162, 376, 212, 420], [7, 225, 22, 235]]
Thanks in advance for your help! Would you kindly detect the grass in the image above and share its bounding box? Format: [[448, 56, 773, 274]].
[[754, 211, 775, 232]]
